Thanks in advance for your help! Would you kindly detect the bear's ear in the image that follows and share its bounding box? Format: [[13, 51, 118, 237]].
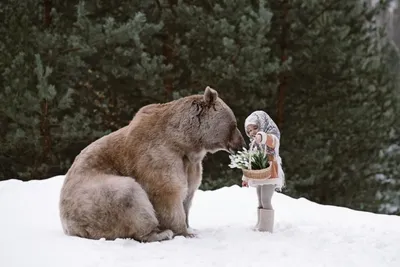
[[204, 86, 218, 105]]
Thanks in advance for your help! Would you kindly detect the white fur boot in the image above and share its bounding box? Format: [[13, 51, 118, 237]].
[[256, 208, 274, 233], [253, 208, 261, 230]]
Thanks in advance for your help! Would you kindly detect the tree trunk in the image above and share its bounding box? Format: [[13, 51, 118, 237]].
[[277, 0, 289, 130], [163, 0, 178, 101], [39, 0, 52, 162], [163, 34, 174, 101], [44, 0, 52, 26], [40, 100, 51, 160]]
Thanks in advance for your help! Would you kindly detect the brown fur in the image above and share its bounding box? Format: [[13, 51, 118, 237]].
[[59, 87, 245, 242]]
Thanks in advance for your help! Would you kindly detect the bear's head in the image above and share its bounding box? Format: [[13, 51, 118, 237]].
[[184, 86, 246, 155]]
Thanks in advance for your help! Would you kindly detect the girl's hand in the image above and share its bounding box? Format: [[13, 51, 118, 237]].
[[242, 181, 248, 187], [255, 134, 262, 144], [255, 132, 277, 149]]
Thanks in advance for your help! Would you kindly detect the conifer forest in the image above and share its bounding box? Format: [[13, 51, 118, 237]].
[[1, 0, 399, 215]]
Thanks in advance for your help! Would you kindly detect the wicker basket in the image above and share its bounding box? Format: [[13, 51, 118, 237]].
[[242, 167, 271, 180], [241, 140, 271, 180]]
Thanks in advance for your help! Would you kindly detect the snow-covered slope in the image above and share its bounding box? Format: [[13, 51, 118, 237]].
[[0, 175, 399, 267]]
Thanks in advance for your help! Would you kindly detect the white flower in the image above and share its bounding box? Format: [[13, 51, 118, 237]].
[[229, 147, 255, 170]]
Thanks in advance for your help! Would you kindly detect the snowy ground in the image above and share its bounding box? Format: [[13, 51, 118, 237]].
[[1, 175, 399, 267]]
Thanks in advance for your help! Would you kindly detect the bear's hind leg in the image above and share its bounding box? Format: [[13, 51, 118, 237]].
[[115, 178, 174, 242], [61, 175, 175, 242]]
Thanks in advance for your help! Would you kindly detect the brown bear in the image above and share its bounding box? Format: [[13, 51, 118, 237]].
[[59, 86, 245, 242]]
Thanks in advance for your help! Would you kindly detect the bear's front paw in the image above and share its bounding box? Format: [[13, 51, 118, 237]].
[[173, 227, 197, 238], [184, 232, 197, 238], [187, 227, 197, 234], [160, 229, 174, 240], [183, 227, 198, 238]]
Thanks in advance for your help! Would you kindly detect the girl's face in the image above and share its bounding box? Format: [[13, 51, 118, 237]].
[[246, 124, 259, 138]]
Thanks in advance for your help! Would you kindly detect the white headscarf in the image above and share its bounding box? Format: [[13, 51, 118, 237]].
[[244, 110, 280, 140]]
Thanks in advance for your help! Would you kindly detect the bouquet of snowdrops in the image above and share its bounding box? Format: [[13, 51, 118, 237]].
[[229, 147, 269, 170]]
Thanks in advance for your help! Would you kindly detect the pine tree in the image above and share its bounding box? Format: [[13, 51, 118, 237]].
[[393, 3, 400, 47], [376, 15, 400, 214], [0, 0, 165, 180], [0, 0, 100, 179], [71, 1, 170, 124], [273, 0, 400, 212]]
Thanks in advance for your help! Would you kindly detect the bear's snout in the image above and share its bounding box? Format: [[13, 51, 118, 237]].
[[228, 128, 246, 154]]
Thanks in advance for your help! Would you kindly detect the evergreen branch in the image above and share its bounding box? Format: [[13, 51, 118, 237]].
[[168, 0, 178, 17], [291, 0, 339, 43], [201, 0, 215, 14], [154, 0, 162, 10], [60, 47, 82, 55], [49, 22, 145, 61], [304, 1, 338, 28]]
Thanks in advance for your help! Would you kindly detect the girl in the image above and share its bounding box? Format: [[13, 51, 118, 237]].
[[242, 110, 285, 232]]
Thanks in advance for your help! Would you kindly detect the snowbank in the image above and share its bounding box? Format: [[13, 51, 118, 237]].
[[0, 175, 399, 267]]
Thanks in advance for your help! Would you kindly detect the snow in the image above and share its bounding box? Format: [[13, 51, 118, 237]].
[[1, 175, 400, 267]]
